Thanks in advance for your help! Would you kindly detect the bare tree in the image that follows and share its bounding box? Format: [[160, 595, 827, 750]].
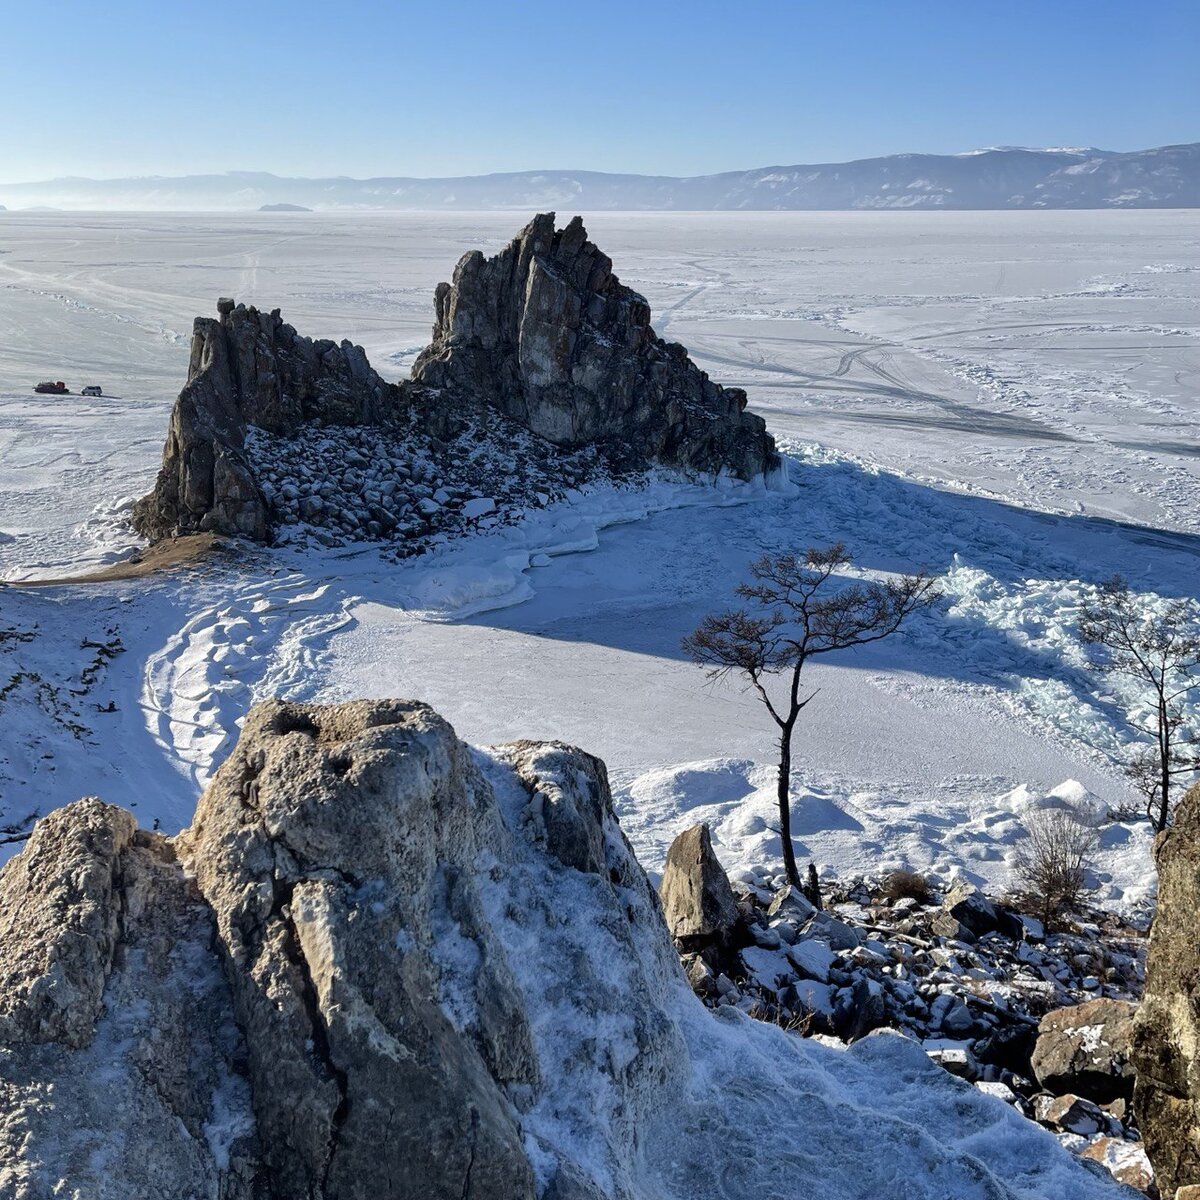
[[682, 545, 938, 889], [1078, 576, 1200, 832], [1013, 806, 1099, 928]]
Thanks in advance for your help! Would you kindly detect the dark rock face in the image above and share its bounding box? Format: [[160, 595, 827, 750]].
[[412, 213, 775, 478], [1133, 782, 1200, 1198], [133, 214, 777, 544], [131, 301, 401, 541]]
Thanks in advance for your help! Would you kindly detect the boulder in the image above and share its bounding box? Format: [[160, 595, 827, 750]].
[[0, 799, 260, 1198], [1079, 1138, 1154, 1192], [1032, 998, 1137, 1103], [658, 823, 739, 946], [411, 213, 776, 480], [1133, 782, 1200, 1198], [1034, 1093, 1107, 1137], [938, 881, 999, 940]]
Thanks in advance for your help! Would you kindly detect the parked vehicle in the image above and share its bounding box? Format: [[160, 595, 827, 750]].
[[81, 384, 103, 397], [34, 381, 69, 395]]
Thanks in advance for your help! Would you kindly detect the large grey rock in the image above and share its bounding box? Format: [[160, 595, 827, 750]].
[[1032, 998, 1136, 1103], [177, 699, 538, 1200], [658, 823, 739, 946], [0, 700, 1133, 1200], [1133, 782, 1200, 1198], [0, 700, 685, 1200], [0, 799, 259, 1199], [134, 215, 777, 544], [412, 213, 776, 479]]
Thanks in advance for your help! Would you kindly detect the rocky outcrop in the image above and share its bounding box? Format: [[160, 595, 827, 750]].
[[0, 700, 1131, 1200], [131, 299, 402, 540], [658, 822, 740, 948], [411, 213, 775, 478], [1133, 782, 1200, 1198], [1033, 999, 1136, 1103], [133, 215, 776, 544]]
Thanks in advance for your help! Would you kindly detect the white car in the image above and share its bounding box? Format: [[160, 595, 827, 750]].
[[81, 385, 103, 397]]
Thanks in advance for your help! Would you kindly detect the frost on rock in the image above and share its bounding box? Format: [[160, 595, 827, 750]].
[[0, 699, 1133, 1198]]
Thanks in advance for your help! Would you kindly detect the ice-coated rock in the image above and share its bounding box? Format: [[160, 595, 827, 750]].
[[0, 700, 1136, 1200], [658, 822, 739, 946], [0, 799, 260, 1198]]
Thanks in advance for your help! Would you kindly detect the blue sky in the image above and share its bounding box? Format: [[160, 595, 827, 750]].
[[0, 1, 1194, 182]]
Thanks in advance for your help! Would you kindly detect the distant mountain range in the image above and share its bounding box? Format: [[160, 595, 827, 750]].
[[1, 144, 1197, 212]]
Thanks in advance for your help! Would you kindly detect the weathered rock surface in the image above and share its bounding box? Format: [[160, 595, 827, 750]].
[[1133, 782, 1200, 1198], [411, 213, 775, 477], [0, 700, 1134, 1200], [131, 301, 402, 540], [134, 214, 777, 544], [658, 822, 739, 946], [1033, 998, 1137, 1103], [0, 799, 259, 1199]]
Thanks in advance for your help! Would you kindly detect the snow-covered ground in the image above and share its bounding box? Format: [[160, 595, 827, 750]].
[[2, 210, 1198, 914]]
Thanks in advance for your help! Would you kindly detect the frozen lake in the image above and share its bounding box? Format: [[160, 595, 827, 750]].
[[1, 210, 1197, 905]]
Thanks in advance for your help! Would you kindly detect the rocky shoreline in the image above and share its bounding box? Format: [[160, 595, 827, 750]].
[[660, 825, 1153, 1192]]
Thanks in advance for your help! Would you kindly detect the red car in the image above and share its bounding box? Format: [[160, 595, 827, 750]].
[[34, 381, 69, 395]]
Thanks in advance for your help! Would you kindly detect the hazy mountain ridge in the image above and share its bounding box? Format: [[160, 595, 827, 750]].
[[1, 143, 1197, 211]]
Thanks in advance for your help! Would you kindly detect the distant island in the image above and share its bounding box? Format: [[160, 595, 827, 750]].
[[0, 143, 1196, 211]]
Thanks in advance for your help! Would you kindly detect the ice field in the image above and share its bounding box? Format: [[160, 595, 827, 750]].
[[1, 209, 1198, 907]]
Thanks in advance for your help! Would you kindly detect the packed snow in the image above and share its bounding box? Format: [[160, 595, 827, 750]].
[[2, 210, 1198, 925]]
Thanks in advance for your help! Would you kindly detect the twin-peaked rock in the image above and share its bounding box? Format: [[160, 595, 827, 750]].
[[132, 214, 777, 544]]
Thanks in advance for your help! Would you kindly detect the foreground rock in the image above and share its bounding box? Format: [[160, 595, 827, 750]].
[[133, 213, 777, 546], [0, 700, 1128, 1199], [1133, 782, 1200, 1199]]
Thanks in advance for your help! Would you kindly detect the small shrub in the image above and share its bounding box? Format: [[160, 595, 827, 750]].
[[882, 869, 932, 905], [1013, 807, 1099, 927]]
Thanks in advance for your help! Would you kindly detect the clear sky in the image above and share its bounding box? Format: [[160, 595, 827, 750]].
[[1, 0, 1195, 183]]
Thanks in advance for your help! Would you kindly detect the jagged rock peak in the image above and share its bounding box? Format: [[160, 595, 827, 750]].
[[412, 212, 776, 478], [132, 216, 777, 545], [131, 299, 401, 541]]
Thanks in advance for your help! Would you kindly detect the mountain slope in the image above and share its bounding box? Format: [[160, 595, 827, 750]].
[[1, 144, 1197, 211]]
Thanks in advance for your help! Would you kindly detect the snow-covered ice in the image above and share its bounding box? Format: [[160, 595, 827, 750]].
[[2, 210, 1198, 917]]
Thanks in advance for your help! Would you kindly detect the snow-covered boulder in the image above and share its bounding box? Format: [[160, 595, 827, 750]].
[[0, 699, 1134, 1199]]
